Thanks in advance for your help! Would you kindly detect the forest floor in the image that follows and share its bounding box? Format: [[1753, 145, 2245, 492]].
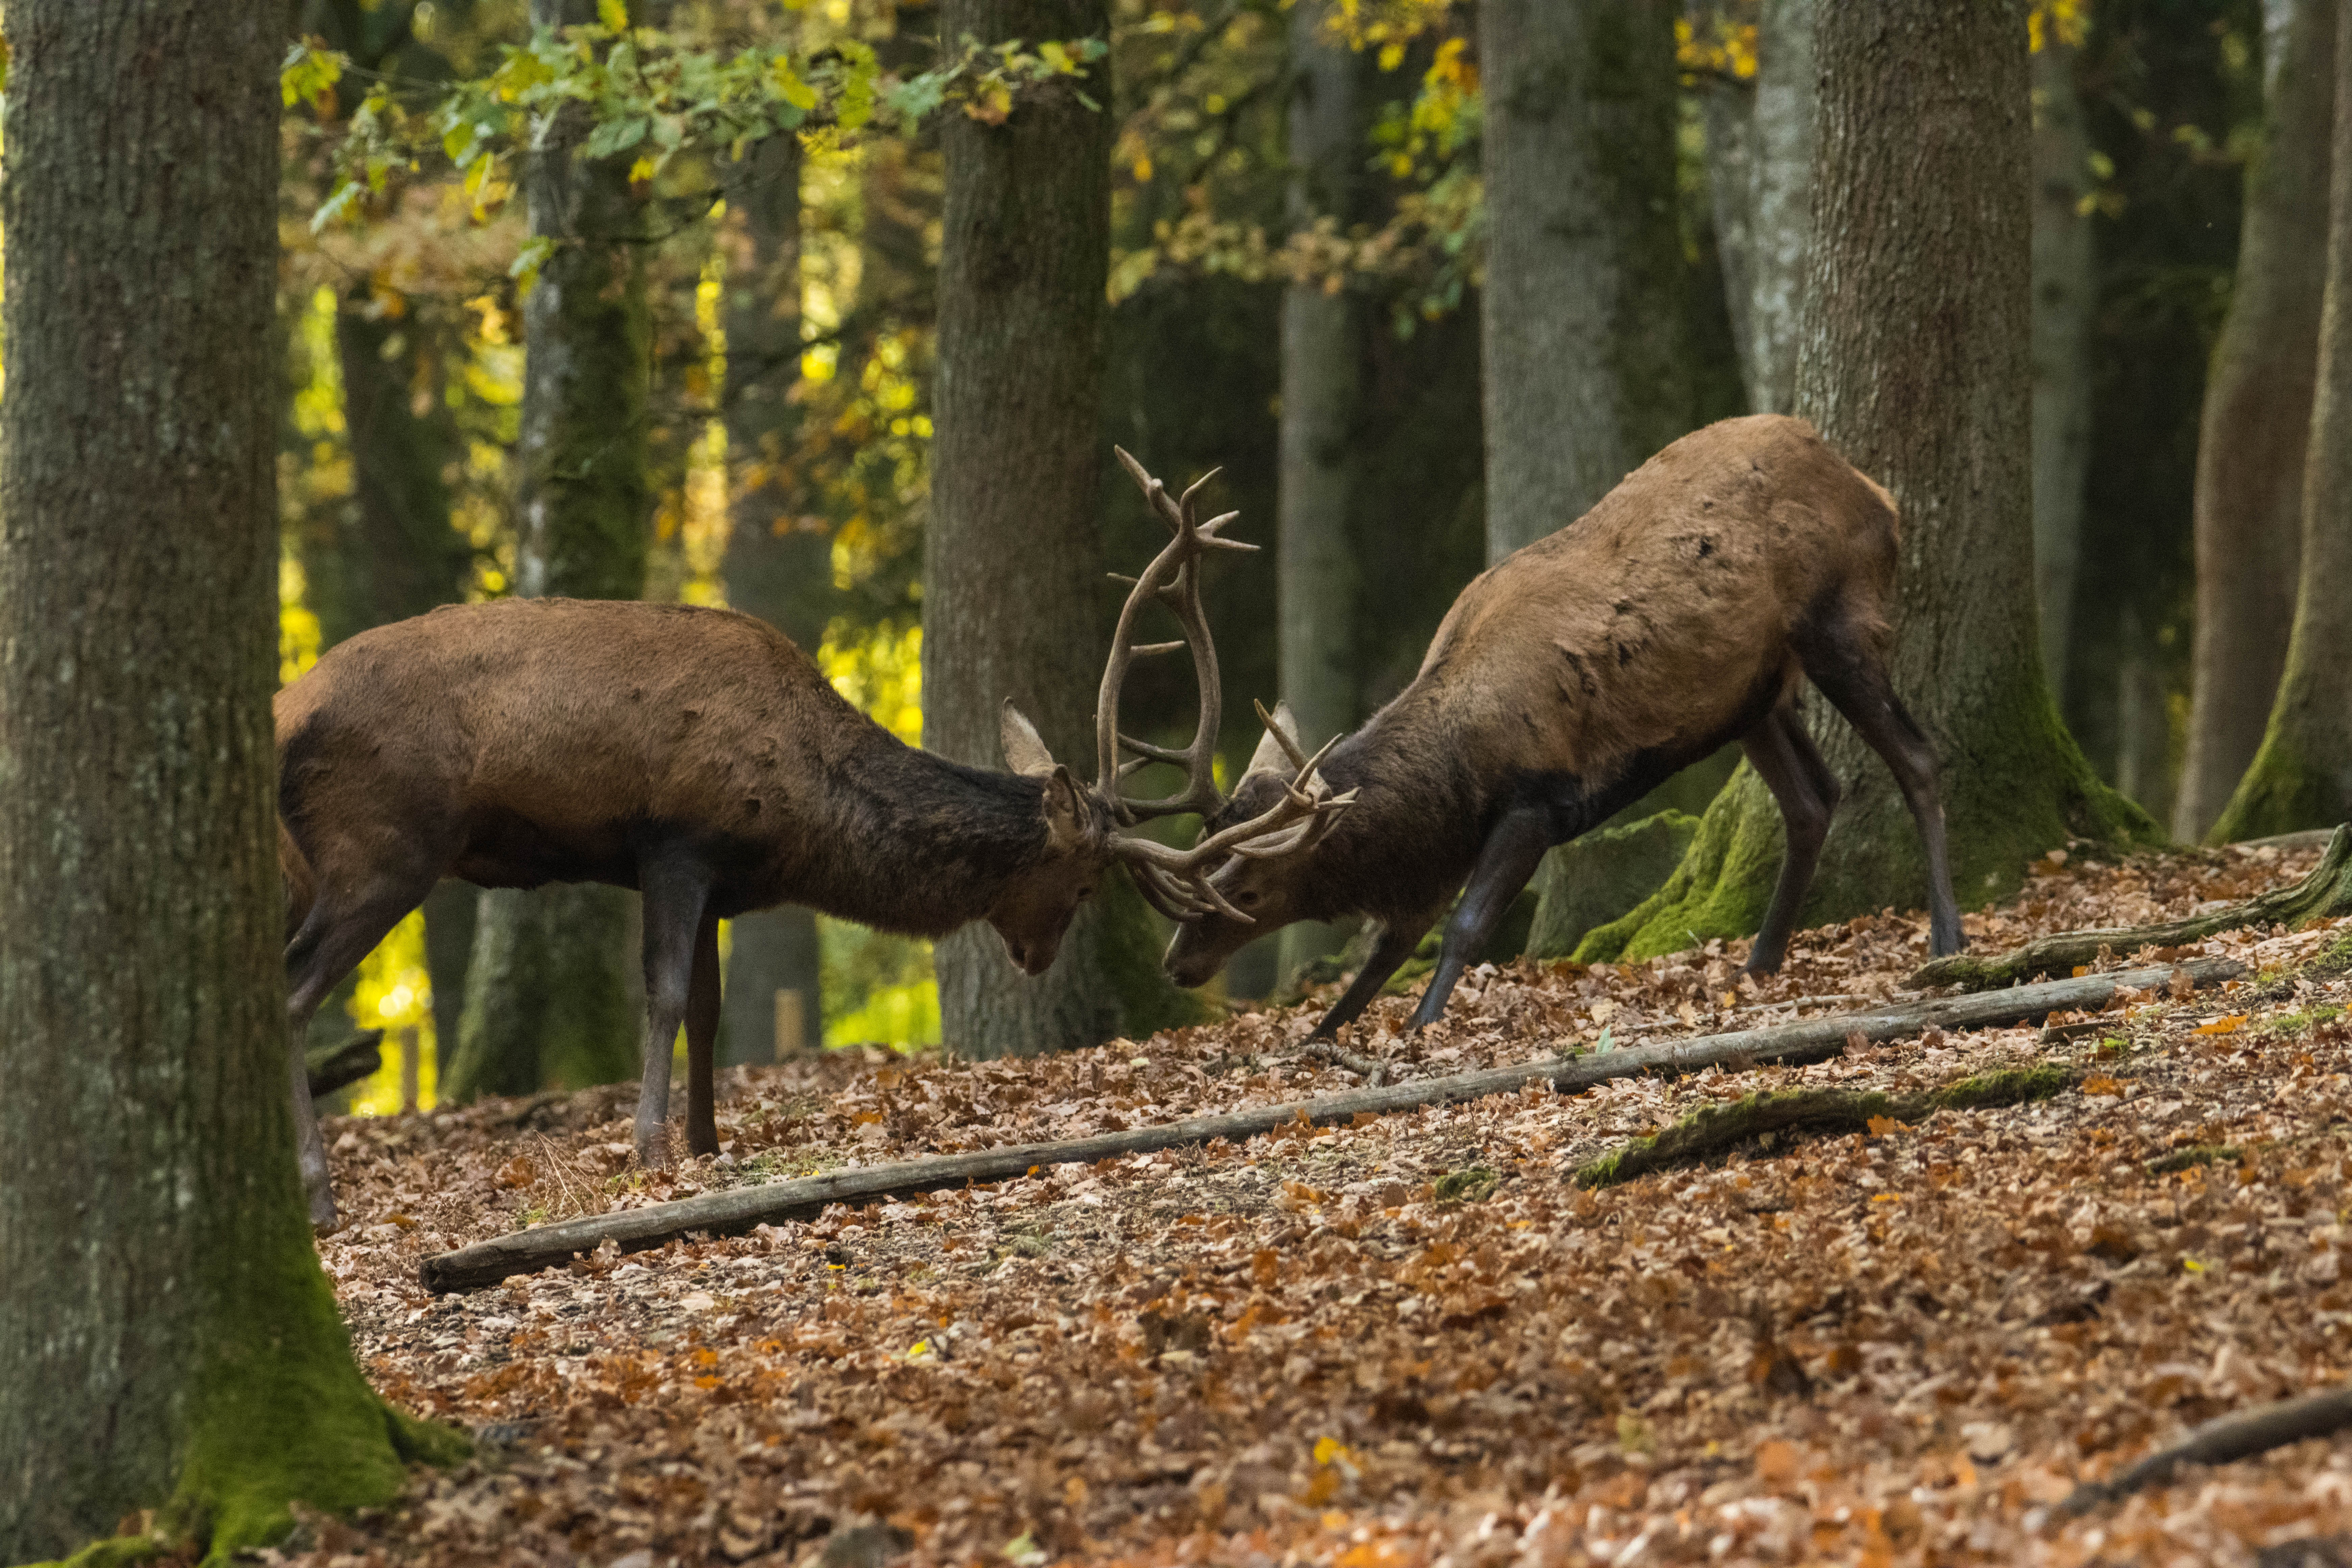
[[271, 838, 2352, 1568]]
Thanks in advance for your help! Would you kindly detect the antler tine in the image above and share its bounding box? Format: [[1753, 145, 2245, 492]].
[[1252, 699, 1312, 774], [1096, 449, 1233, 823]]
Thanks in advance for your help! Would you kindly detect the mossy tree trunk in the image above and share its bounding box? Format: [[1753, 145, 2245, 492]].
[[447, 0, 649, 1103], [1579, 0, 2152, 967], [719, 129, 827, 1065], [928, 0, 1205, 1057], [2031, 27, 2094, 696], [1477, 0, 1694, 563], [0, 5, 462, 1559], [2210, 8, 2352, 843], [1275, 0, 1367, 985], [2173, 0, 2335, 842]]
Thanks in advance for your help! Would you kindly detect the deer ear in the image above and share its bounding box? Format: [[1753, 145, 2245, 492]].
[[1040, 764, 1090, 850], [1001, 699, 1057, 777], [1243, 700, 1302, 779]]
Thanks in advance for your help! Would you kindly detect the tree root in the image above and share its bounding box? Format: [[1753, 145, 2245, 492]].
[[1911, 825, 2352, 992], [2059, 1384, 2352, 1517], [1570, 1065, 2075, 1188]]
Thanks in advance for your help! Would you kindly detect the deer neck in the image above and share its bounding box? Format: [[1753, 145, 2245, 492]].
[[1293, 701, 1497, 927], [795, 734, 1051, 936]]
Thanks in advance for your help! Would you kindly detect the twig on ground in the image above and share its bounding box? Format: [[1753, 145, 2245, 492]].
[[1912, 826, 2352, 992], [419, 956, 2240, 1292], [1571, 1065, 2075, 1187], [2058, 1384, 2352, 1517]]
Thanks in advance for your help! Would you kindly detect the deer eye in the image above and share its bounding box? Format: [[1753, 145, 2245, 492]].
[[1236, 890, 1261, 908]]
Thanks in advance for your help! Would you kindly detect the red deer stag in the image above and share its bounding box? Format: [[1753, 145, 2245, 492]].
[[274, 451, 1343, 1228], [1159, 415, 1965, 1039]]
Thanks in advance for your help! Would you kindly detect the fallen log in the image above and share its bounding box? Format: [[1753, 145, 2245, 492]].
[[306, 1031, 385, 1100], [1911, 825, 2351, 992], [419, 956, 2241, 1292], [1572, 1064, 2076, 1188], [2059, 1383, 2352, 1517]]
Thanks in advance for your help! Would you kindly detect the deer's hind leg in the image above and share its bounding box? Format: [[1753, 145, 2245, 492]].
[[1739, 699, 1839, 976], [682, 912, 722, 1157], [1797, 622, 1965, 958]]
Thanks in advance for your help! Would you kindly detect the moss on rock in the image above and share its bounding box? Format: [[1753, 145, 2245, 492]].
[[1526, 811, 1702, 959]]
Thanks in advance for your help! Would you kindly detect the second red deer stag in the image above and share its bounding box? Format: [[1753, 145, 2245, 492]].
[[274, 451, 1342, 1228], [1160, 415, 1966, 1037]]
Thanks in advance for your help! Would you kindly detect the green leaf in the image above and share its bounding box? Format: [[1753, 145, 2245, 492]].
[[581, 115, 650, 158], [596, 0, 629, 29], [280, 41, 346, 111]]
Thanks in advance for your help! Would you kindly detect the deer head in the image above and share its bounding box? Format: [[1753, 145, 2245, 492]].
[[982, 450, 1353, 975], [1160, 700, 1346, 987]]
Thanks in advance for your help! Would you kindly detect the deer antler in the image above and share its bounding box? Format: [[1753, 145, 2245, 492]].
[[1095, 447, 1256, 823], [1111, 738, 1355, 924]]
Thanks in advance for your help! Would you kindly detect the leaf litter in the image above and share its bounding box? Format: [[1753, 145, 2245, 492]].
[[269, 838, 2352, 1567]]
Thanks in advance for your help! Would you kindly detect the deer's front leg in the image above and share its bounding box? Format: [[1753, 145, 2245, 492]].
[[634, 857, 712, 1169], [1406, 807, 1554, 1032]]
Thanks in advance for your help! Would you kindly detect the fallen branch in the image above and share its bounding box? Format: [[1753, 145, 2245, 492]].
[[1572, 1065, 2074, 1188], [306, 1031, 385, 1099], [2058, 1383, 2352, 1517], [420, 956, 2241, 1292], [1912, 825, 2351, 992]]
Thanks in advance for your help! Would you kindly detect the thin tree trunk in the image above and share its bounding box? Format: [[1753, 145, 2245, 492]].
[[448, 0, 650, 1102], [2174, 0, 2335, 841], [1579, 0, 2151, 965], [2117, 604, 2176, 823], [1694, 5, 1758, 405], [0, 4, 459, 1557], [1275, 0, 1365, 985], [1743, 0, 1815, 414], [928, 0, 1121, 1058], [720, 130, 827, 1065], [1477, 0, 1695, 563], [2211, 4, 2352, 843], [2032, 31, 2094, 695]]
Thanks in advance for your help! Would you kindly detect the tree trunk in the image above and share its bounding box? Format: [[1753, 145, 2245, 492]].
[[1275, 1, 1366, 985], [0, 5, 459, 1558], [448, 0, 650, 1102], [720, 130, 827, 1065], [2032, 31, 2094, 695], [1577, 0, 2151, 965], [2210, 4, 2352, 843], [1742, 0, 1816, 414], [1477, 0, 1695, 562], [2173, 0, 2335, 842], [928, 0, 1121, 1058], [1694, 5, 1757, 406]]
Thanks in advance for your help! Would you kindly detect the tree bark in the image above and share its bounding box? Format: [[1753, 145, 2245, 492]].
[[0, 5, 461, 1557], [449, 0, 650, 1102], [720, 130, 828, 1065], [2211, 5, 2352, 843], [2032, 31, 2094, 695], [1477, 0, 1695, 563], [1578, 0, 2152, 966], [928, 0, 1124, 1058], [1275, 1, 1366, 985], [1742, 0, 1816, 414], [2173, 0, 2335, 842]]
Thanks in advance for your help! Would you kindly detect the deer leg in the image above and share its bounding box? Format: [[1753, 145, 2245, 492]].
[[284, 868, 440, 1230], [632, 858, 712, 1169], [1407, 807, 1554, 1032], [1310, 913, 1439, 1040], [683, 912, 722, 1157], [1802, 636, 1966, 958], [1739, 702, 1838, 976]]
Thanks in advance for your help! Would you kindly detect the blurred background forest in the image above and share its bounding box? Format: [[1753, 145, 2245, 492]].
[[266, 0, 2301, 1112]]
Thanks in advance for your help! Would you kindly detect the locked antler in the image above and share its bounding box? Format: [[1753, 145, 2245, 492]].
[[1089, 456, 1353, 921]]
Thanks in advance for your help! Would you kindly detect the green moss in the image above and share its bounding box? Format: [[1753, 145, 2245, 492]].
[[1433, 1166, 1499, 1203], [2209, 724, 2348, 844], [1574, 771, 1780, 962], [1527, 810, 1702, 960], [2146, 1144, 2243, 1175], [1572, 1064, 2073, 1187]]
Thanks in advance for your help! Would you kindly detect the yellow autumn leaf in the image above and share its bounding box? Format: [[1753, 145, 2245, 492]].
[[2082, 1074, 2124, 1096], [2194, 1014, 2248, 1036], [772, 57, 817, 112], [1866, 1115, 1903, 1136]]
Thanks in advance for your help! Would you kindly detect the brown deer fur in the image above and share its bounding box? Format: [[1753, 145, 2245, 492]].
[[276, 598, 1116, 1228], [1164, 415, 1965, 1036]]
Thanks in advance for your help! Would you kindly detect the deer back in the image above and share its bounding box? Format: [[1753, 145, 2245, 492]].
[[1401, 414, 1898, 791]]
